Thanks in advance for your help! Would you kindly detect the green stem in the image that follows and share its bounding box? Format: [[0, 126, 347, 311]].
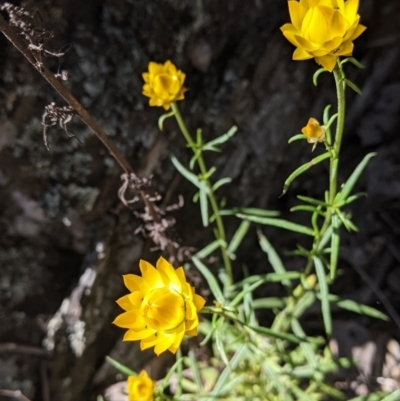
[[171, 102, 233, 287], [275, 61, 347, 326]]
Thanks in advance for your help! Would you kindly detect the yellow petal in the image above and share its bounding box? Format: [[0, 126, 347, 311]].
[[315, 55, 338, 71], [128, 291, 144, 307], [288, 1, 307, 31], [162, 103, 171, 110], [334, 40, 353, 56], [293, 47, 313, 60], [169, 323, 185, 352], [142, 72, 150, 84], [113, 311, 140, 328], [281, 24, 302, 48], [123, 328, 155, 341], [347, 24, 366, 41], [154, 332, 175, 356], [301, 6, 333, 44], [140, 259, 164, 289], [184, 299, 197, 320], [123, 274, 147, 293], [330, 10, 348, 37], [344, 0, 359, 23], [185, 328, 198, 337], [116, 294, 133, 311], [185, 316, 199, 332], [156, 257, 182, 292], [294, 35, 316, 52], [193, 293, 206, 311], [140, 334, 160, 351], [320, 36, 343, 53], [148, 61, 163, 76]]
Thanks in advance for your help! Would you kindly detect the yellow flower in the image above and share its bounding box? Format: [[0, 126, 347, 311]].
[[113, 257, 206, 356], [301, 117, 326, 143], [280, 0, 366, 72], [127, 371, 155, 401], [142, 60, 187, 110]]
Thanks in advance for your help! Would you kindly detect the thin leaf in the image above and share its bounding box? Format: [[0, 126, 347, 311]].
[[158, 110, 175, 131], [291, 319, 318, 371], [290, 205, 325, 216], [220, 207, 280, 217], [246, 324, 312, 344], [314, 257, 332, 335], [297, 195, 328, 207], [227, 220, 251, 258], [340, 57, 365, 69], [171, 155, 208, 191], [212, 177, 232, 192], [336, 209, 358, 232], [324, 294, 389, 320], [230, 279, 264, 307], [282, 152, 330, 196], [189, 150, 202, 170], [263, 361, 294, 401], [195, 240, 221, 259], [199, 314, 219, 346], [204, 345, 247, 401], [293, 291, 316, 318], [237, 214, 315, 236], [291, 386, 317, 401], [330, 213, 340, 279], [252, 297, 286, 309], [323, 104, 333, 144], [187, 350, 203, 391], [160, 357, 184, 391], [215, 318, 230, 366], [202, 126, 237, 151], [313, 67, 328, 86], [105, 356, 137, 376], [288, 134, 306, 144], [199, 187, 209, 227], [345, 79, 362, 94], [381, 390, 400, 401], [258, 230, 291, 287], [336, 153, 376, 203], [232, 271, 302, 289], [192, 256, 224, 302]]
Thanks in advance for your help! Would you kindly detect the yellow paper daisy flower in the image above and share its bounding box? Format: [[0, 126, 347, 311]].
[[127, 371, 155, 401], [301, 117, 326, 143], [142, 60, 187, 110], [113, 257, 206, 356], [280, 0, 366, 72]]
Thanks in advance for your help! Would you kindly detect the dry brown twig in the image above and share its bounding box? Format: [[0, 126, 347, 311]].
[[0, 4, 182, 263]]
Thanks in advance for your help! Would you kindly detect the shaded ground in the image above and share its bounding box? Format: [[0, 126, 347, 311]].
[[0, 0, 400, 400]]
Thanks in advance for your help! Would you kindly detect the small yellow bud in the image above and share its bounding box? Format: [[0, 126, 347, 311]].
[[301, 118, 326, 144]]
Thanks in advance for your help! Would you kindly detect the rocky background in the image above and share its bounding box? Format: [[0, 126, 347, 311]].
[[1, 0, 400, 400]]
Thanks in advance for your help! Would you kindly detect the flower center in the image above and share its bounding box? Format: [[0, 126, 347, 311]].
[[153, 74, 180, 98], [141, 287, 185, 331]]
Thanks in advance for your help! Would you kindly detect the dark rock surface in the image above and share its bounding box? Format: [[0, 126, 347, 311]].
[[1, 0, 400, 400]]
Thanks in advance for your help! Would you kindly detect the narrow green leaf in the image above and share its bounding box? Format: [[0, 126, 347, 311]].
[[290, 205, 325, 216], [345, 79, 362, 94], [323, 294, 389, 320], [195, 240, 220, 259], [97, 396, 105, 401], [159, 357, 184, 391], [199, 314, 218, 346], [313, 67, 328, 86], [171, 155, 208, 191], [281, 152, 330, 196], [220, 207, 280, 217], [199, 187, 209, 227], [247, 324, 311, 344], [314, 257, 332, 335], [288, 134, 306, 144], [192, 256, 224, 302], [293, 291, 316, 318], [204, 345, 247, 401], [215, 318, 230, 366], [232, 271, 302, 289], [227, 220, 251, 258], [323, 104, 333, 144], [252, 297, 286, 309], [187, 350, 203, 391], [348, 394, 390, 401], [291, 383, 316, 401], [381, 390, 400, 401], [330, 213, 340, 279], [258, 230, 290, 287], [297, 195, 328, 207], [336, 153, 376, 203], [336, 209, 358, 232], [230, 279, 264, 307], [105, 356, 137, 376], [158, 110, 175, 131], [237, 214, 315, 236], [212, 177, 232, 192], [189, 150, 202, 170], [341, 57, 365, 69], [202, 126, 237, 151], [336, 192, 366, 207], [291, 319, 318, 370], [263, 362, 294, 401]]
